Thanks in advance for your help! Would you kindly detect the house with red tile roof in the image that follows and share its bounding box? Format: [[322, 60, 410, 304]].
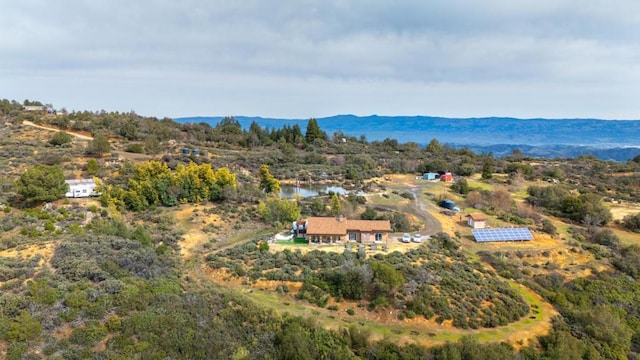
[[295, 216, 391, 245]]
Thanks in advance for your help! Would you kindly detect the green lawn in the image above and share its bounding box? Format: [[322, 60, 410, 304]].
[[276, 237, 308, 245], [466, 179, 494, 191]]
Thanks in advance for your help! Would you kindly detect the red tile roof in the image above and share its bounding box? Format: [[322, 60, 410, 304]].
[[304, 217, 391, 235]]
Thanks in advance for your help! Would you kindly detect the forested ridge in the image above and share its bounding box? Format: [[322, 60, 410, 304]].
[[1, 99, 640, 359]]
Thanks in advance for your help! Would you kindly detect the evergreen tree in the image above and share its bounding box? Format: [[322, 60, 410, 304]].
[[16, 164, 68, 205], [87, 132, 111, 156], [426, 138, 442, 153], [86, 159, 99, 176], [360, 207, 378, 220], [482, 159, 493, 179], [305, 118, 325, 143]]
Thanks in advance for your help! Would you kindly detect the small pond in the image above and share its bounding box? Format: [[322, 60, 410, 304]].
[[280, 185, 349, 198]]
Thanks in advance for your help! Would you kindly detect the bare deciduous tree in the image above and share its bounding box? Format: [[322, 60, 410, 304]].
[[492, 188, 513, 213]]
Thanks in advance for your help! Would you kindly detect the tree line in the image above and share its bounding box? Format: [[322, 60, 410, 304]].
[[100, 161, 237, 211]]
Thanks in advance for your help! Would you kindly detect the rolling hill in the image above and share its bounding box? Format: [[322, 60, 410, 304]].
[[177, 115, 640, 161]]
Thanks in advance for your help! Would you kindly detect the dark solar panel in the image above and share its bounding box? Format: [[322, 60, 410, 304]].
[[472, 228, 533, 242]]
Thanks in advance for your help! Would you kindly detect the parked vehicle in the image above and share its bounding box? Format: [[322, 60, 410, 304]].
[[401, 233, 411, 243], [412, 234, 422, 243], [439, 199, 460, 212]]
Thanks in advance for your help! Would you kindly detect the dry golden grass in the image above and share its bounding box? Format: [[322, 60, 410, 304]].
[[609, 202, 640, 221], [174, 205, 222, 260]]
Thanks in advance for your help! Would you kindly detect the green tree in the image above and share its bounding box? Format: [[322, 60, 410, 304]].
[[86, 159, 99, 176], [451, 178, 469, 194], [330, 193, 341, 216], [426, 138, 442, 153], [257, 197, 300, 226], [482, 159, 493, 179], [259, 164, 281, 194], [144, 136, 162, 155], [49, 131, 73, 146], [360, 207, 378, 220], [305, 118, 325, 143], [15, 164, 68, 205], [87, 132, 111, 156], [389, 213, 410, 232], [217, 116, 242, 134], [370, 262, 404, 297]]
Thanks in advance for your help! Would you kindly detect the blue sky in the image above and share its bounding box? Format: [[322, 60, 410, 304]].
[[2, 1, 639, 119]]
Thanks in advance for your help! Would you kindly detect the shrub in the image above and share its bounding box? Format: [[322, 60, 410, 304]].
[[49, 131, 73, 146], [125, 143, 144, 153], [541, 219, 558, 236], [69, 320, 107, 346], [399, 191, 414, 200], [346, 308, 355, 316], [622, 213, 640, 232]]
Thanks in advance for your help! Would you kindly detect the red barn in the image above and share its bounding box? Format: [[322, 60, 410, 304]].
[[440, 172, 453, 182]]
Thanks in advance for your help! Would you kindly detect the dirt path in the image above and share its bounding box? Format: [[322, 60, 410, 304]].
[[22, 120, 94, 140], [408, 186, 442, 235]]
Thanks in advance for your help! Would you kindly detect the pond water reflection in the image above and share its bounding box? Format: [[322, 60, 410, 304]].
[[280, 185, 348, 198]]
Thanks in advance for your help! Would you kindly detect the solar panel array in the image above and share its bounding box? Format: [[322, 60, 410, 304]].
[[472, 228, 533, 242]]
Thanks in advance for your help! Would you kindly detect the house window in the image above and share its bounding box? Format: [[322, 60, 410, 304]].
[[82, 189, 87, 193], [348, 232, 357, 241], [375, 233, 383, 242]]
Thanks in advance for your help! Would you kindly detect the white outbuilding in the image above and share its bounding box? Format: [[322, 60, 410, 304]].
[[65, 179, 100, 198]]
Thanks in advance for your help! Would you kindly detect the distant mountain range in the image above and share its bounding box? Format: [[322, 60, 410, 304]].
[[175, 115, 640, 161]]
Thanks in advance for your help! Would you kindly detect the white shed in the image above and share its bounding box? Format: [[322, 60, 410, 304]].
[[467, 213, 488, 229], [65, 179, 99, 198]]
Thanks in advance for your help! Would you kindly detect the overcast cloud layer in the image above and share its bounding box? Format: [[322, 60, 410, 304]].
[[1, 1, 639, 119]]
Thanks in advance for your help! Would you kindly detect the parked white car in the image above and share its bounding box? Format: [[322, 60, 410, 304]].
[[401, 233, 411, 243], [412, 234, 422, 243]]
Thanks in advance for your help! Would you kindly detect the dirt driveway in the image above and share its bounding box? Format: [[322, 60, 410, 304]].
[[408, 186, 442, 235], [22, 120, 94, 140]]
